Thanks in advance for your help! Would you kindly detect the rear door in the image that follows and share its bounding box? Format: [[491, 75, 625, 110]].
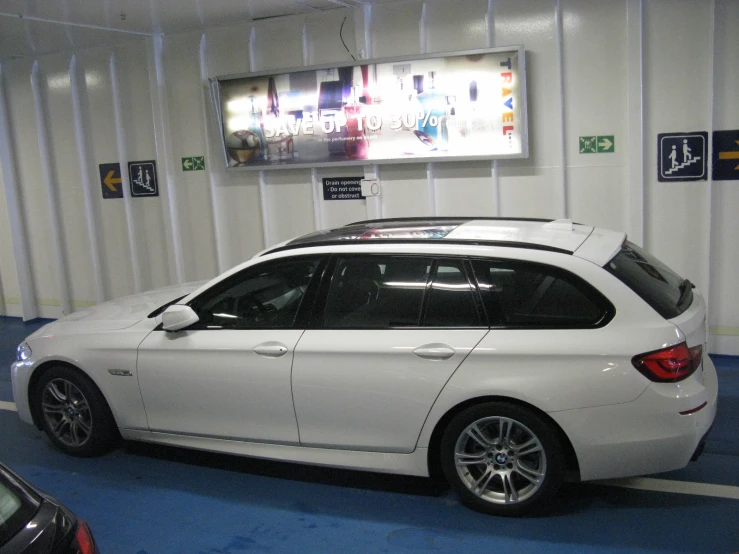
[[291, 255, 488, 453]]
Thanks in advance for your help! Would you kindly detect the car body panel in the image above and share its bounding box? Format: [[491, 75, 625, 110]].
[[121, 429, 430, 476], [27, 281, 206, 338], [136, 328, 304, 443], [12, 319, 157, 430], [445, 219, 592, 252], [573, 227, 626, 267], [550, 353, 717, 480], [292, 329, 488, 452]]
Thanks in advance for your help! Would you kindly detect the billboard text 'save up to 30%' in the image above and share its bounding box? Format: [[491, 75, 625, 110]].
[[214, 47, 527, 169]]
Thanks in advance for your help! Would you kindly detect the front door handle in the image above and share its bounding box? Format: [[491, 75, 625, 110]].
[[413, 343, 456, 360], [253, 342, 289, 358]]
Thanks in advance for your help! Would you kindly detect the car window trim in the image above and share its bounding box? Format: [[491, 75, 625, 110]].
[[173, 255, 327, 331], [470, 257, 615, 330], [419, 258, 486, 328], [314, 253, 488, 331]]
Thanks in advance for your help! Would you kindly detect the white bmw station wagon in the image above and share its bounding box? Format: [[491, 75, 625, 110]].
[[12, 217, 717, 516]]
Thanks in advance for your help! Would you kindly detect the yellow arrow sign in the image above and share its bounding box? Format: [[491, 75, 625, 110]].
[[718, 140, 739, 170], [103, 170, 122, 191]]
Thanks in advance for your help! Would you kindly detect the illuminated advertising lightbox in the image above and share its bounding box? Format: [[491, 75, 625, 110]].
[[212, 47, 527, 170]]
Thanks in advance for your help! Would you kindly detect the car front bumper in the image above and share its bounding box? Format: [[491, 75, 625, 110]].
[[550, 354, 718, 482], [10, 360, 35, 426]]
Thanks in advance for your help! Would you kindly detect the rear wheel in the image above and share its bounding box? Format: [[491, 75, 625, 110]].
[[440, 402, 565, 516], [35, 366, 118, 457]]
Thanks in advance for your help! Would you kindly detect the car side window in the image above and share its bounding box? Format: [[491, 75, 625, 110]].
[[322, 256, 432, 328], [423, 260, 482, 327], [188, 258, 321, 330], [471, 259, 612, 328]]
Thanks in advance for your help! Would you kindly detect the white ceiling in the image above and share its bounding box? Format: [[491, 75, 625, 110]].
[[0, 0, 395, 60]]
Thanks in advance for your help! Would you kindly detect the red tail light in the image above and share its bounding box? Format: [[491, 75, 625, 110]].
[[73, 520, 96, 554], [632, 342, 702, 383]]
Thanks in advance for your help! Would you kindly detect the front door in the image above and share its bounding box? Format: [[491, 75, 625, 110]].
[[137, 256, 323, 444]]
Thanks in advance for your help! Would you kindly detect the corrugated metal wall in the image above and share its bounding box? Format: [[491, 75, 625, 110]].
[[0, 0, 738, 354]]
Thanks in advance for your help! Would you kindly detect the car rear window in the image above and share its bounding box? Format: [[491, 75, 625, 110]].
[[0, 470, 40, 547], [605, 241, 692, 319]]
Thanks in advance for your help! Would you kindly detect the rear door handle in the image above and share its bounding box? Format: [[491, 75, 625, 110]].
[[253, 342, 289, 358], [413, 343, 456, 360]]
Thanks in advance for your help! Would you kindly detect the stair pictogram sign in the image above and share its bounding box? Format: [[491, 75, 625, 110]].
[[658, 133, 707, 182], [128, 161, 159, 197], [664, 154, 701, 175]]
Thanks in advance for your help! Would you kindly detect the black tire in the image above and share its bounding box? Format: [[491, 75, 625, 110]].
[[440, 402, 565, 517], [35, 366, 119, 457]]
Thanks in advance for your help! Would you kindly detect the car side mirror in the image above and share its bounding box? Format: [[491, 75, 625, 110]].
[[161, 305, 199, 332]]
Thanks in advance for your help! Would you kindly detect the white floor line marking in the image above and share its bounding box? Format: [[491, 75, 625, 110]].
[[0, 401, 17, 412], [594, 477, 739, 500]]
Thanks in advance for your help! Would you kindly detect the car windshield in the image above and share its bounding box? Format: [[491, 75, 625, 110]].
[[605, 240, 692, 319], [0, 468, 41, 547]]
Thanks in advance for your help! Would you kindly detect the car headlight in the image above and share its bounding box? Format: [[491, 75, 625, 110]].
[[17, 342, 32, 361]]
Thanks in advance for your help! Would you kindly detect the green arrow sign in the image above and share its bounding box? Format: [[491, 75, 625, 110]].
[[580, 135, 615, 154], [193, 156, 205, 170], [597, 135, 615, 153], [182, 157, 193, 171]]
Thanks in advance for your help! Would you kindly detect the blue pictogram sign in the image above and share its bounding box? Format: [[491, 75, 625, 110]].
[[128, 160, 159, 197], [658, 132, 707, 182]]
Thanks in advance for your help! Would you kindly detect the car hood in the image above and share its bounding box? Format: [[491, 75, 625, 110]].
[[27, 281, 207, 338]]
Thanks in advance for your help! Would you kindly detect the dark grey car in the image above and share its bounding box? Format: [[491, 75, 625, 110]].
[[0, 462, 99, 554]]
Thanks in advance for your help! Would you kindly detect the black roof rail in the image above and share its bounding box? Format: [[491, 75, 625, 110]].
[[262, 239, 573, 257], [348, 216, 554, 226]]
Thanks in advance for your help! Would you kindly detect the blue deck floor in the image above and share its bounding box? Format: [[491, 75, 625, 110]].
[[2, 317, 738, 553]]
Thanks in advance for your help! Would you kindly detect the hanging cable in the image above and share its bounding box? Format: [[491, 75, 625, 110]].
[[340, 16, 356, 60]]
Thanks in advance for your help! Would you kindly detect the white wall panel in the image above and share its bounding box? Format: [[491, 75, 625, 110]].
[[643, 0, 711, 295], [163, 32, 218, 282], [366, 2, 423, 59], [1, 1, 737, 353], [0, 160, 20, 315], [204, 23, 265, 265], [304, 8, 357, 65], [708, 0, 739, 352], [113, 42, 171, 290], [78, 49, 134, 300], [249, 17, 304, 71], [217, 171, 265, 268], [492, 0, 562, 218], [433, 161, 495, 217], [561, 0, 628, 231], [263, 169, 315, 245], [380, 164, 430, 218], [39, 55, 94, 309], [4, 58, 61, 318], [424, 0, 488, 52]]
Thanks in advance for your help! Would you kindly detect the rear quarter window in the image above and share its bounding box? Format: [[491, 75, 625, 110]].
[[472, 259, 613, 329], [605, 241, 692, 319]]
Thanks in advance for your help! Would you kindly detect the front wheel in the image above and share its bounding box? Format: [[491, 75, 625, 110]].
[[440, 402, 565, 516], [35, 366, 118, 457]]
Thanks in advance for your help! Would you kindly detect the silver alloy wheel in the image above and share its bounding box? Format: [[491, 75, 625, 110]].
[[454, 416, 546, 505], [41, 378, 93, 448]]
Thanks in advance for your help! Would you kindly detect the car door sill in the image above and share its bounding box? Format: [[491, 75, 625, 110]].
[[120, 428, 430, 477]]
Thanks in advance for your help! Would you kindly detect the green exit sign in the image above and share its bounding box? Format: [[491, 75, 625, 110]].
[[579, 135, 615, 154], [182, 156, 206, 171]]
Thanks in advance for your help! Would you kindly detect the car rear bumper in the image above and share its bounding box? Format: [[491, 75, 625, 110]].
[[550, 354, 718, 482]]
